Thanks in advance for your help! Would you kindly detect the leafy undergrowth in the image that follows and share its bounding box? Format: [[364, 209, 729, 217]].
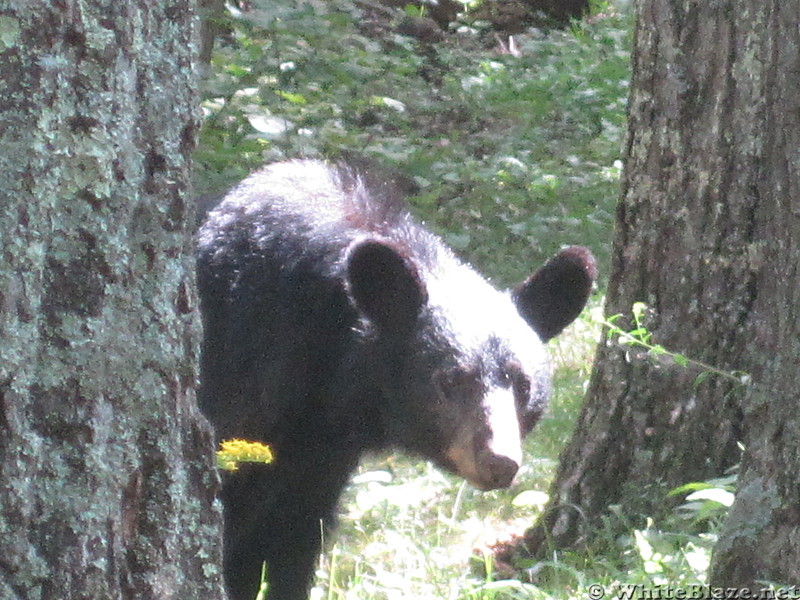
[[195, 0, 631, 286]]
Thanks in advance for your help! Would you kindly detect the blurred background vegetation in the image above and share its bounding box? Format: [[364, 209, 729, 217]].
[[194, 0, 630, 287], [194, 2, 732, 598]]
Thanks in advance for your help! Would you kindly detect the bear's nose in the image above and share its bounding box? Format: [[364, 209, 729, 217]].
[[477, 454, 519, 490]]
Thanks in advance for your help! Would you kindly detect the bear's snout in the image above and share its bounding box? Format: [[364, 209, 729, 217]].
[[444, 387, 523, 490], [475, 452, 519, 490]]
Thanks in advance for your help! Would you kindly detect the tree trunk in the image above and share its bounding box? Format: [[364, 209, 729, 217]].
[[517, 1, 800, 584], [708, 3, 800, 589], [523, 0, 588, 25], [0, 2, 225, 599], [199, 0, 228, 65]]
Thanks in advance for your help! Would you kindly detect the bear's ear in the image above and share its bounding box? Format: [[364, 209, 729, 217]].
[[513, 246, 597, 342], [346, 238, 427, 333]]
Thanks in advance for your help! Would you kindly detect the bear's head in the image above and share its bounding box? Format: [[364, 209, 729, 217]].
[[345, 239, 596, 490]]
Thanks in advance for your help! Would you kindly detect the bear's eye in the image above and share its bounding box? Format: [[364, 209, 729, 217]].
[[513, 374, 531, 408], [503, 361, 531, 407], [434, 368, 482, 404]]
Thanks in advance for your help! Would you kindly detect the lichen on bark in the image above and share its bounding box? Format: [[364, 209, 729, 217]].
[[0, 2, 225, 598]]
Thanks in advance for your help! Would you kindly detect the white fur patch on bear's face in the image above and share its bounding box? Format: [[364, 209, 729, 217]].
[[425, 255, 548, 373], [426, 256, 551, 490], [443, 386, 523, 490], [484, 386, 524, 466]]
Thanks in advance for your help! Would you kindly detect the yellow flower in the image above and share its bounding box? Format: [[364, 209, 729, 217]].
[[216, 439, 275, 471]]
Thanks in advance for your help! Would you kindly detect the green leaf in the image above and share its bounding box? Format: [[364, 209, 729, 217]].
[[693, 371, 711, 387], [672, 353, 689, 367], [276, 90, 308, 105], [686, 488, 735, 507], [667, 481, 714, 497]]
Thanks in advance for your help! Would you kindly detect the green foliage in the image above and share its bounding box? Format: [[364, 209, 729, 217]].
[[668, 473, 738, 527], [597, 471, 739, 593], [254, 563, 269, 600], [195, 0, 631, 285]]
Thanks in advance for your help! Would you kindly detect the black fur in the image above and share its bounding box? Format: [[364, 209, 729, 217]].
[[196, 159, 595, 600]]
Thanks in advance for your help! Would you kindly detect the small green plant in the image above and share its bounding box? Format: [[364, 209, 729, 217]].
[[254, 563, 269, 600], [668, 471, 738, 527], [625, 519, 712, 586], [604, 302, 751, 386], [607, 470, 738, 590], [588, 0, 613, 15]]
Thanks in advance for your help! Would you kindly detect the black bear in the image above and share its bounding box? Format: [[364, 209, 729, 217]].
[[196, 159, 596, 600]]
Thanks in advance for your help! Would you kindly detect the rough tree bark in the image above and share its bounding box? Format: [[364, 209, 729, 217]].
[[515, 0, 800, 587], [708, 3, 800, 589], [0, 2, 225, 599]]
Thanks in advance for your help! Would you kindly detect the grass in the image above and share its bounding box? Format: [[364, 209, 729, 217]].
[[195, 2, 733, 598]]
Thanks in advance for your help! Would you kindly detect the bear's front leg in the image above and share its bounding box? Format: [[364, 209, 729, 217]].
[[221, 446, 360, 600]]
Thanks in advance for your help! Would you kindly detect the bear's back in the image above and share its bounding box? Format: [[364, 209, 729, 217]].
[[199, 160, 430, 264], [195, 160, 440, 440]]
